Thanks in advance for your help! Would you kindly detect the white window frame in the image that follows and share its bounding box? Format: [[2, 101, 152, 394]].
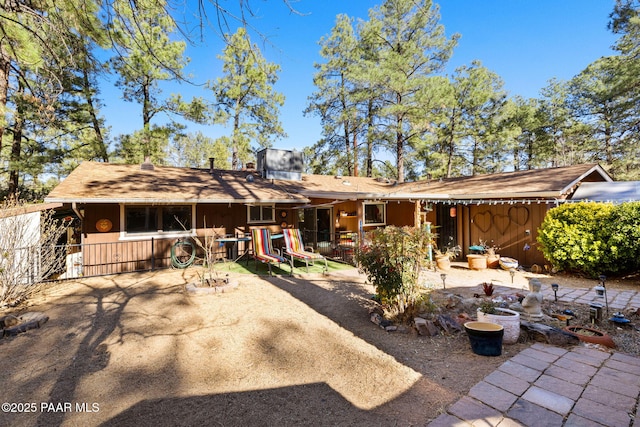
[[119, 204, 196, 240], [363, 202, 386, 226], [247, 204, 276, 224]]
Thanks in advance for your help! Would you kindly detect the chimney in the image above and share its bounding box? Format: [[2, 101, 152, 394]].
[[209, 157, 215, 174]]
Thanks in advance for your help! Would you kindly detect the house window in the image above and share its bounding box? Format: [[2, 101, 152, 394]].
[[125, 206, 192, 234], [248, 204, 275, 223], [363, 202, 386, 225]]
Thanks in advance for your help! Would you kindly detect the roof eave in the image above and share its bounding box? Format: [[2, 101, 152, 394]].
[[44, 197, 309, 204], [560, 164, 614, 194]]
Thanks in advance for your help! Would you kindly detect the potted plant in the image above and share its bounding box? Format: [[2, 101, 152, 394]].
[[476, 299, 521, 344], [434, 245, 461, 271], [467, 253, 488, 270]]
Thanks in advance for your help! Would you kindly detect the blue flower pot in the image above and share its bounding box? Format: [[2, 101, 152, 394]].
[[464, 321, 504, 356]]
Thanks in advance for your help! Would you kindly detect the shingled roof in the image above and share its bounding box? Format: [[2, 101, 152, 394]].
[[45, 162, 612, 204], [396, 163, 611, 200], [45, 162, 309, 204]]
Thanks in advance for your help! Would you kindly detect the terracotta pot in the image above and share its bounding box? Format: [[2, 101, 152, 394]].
[[435, 255, 451, 271], [563, 326, 616, 348], [486, 254, 500, 269], [467, 254, 487, 270], [477, 308, 521, 344]]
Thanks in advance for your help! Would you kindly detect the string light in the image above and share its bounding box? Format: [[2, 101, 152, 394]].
[[411, 198, 594, 205]]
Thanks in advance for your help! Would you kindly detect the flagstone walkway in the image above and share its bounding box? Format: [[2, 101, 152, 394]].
[[421, 269, 640, 427]]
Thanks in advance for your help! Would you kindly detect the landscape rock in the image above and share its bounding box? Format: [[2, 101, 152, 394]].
[[2, 312, 49, 337], [436, 314, 462, 334], [370, 312, 383, 326], [0, 315, 20, 328], [520, 321, 579, 346]]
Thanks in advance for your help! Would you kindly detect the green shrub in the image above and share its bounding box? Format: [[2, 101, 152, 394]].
[[537, 201, 640, 277], [355, 225, 433, 320], [605, 202, 640, 273]]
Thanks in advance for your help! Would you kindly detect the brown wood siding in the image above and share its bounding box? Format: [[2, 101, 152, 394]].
[[466, 202, 548, 267], [197, 204, 246, 236], [84, 203, 120, 239], [386, 201, 416, 227]]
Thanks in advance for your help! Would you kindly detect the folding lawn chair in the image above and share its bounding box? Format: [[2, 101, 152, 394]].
[[251, 228, 290, 276], [283, 228, 328, 273]]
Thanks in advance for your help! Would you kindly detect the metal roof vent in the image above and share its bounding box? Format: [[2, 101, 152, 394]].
[[140, 157, 154, 171]]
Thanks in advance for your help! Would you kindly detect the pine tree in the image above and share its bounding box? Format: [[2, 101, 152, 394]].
[[208, 27, 285, 170]]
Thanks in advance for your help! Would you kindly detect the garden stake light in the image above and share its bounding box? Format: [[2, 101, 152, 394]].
[[440, 273, 447, 290], [551, 283, 559, 302], [595, 275, 609, 316]]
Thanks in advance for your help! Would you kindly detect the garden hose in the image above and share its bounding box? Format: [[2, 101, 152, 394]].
[[171, 239, 196, 268]]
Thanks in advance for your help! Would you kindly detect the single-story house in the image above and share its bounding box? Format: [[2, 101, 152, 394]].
[[44, 149, 613, 274]]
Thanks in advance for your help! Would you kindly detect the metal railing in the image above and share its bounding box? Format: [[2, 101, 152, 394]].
[[44, 238, 171, 281], [298, 230, 359, 264], [5, 230, 362, 286]]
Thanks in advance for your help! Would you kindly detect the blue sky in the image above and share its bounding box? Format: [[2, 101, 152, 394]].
[[100, 0, 618, 159]]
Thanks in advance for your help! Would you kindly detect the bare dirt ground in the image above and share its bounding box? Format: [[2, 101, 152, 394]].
[[1, 264, 638, 426]]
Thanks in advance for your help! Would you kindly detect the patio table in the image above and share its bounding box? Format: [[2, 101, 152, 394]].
[[216, 235, 252, 263], [215, 233, 284, 264]]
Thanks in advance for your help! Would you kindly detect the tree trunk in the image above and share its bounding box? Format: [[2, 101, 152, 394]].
[[396, 112, 404, 183], [232, 109, 240, 170], [352, 123, 358, 177], [82, 67, 108, 162], [8, 96, 25, 197], [366, 99, 374, 177], [0, 48, 10, 160]]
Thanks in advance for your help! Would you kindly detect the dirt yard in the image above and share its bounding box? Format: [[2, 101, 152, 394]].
[[0, 265, 638, 426]]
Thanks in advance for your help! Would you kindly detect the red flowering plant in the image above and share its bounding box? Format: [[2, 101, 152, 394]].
[[355, 225, 434, 320]]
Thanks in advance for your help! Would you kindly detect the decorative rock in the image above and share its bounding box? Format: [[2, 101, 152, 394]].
[[461, 298, 481, 312], [370, 312, 383, 325], [2, 312, 49, 337], [520, 321, 579, 346], [1, 315, 20, 328], [425, 320, 440, 336], [185, 279, 238, 294], [379, 318, 392, 328], [414, 317, 439, 336], [436, 314, 462, 334], [395, 325, 411, 334]]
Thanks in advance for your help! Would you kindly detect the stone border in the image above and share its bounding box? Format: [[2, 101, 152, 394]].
[[1, 312, 49, 337], [185, 279, 239, 295]]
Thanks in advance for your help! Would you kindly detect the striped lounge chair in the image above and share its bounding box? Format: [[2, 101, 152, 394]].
[[283, 228, 328, 273], [251, 228, 289, 276]]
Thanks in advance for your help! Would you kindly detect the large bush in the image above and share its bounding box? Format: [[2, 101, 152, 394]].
[[355, 225, 433, 320], [537, 201, 640, 277]]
